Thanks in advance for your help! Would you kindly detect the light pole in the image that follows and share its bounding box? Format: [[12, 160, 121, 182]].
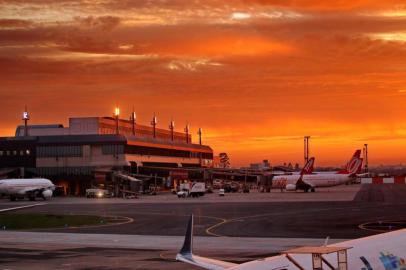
[[304, 136, 311, 164], [114, 107, 120, 134], [130, 110, 136, 136], [151, 114, 157, 138], [364, 143, 369, 173], [198, 128, 202, 145], [169, 120, 175, 141], [22, 106, 29, 136], [184, 124, 190, 143]]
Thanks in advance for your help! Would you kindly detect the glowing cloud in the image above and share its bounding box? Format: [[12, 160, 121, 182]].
[[231, 12, 251, 20]]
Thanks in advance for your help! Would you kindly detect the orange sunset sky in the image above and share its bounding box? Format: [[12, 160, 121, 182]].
[[0, 0, 406, 167]]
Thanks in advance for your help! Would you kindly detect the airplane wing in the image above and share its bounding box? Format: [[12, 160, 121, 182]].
[[176, 214, 238, 270]]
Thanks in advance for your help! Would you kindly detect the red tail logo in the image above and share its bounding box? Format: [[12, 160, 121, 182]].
[[338, 150, 363, 174], [301, 157, 315, 175], [347, 157, 363, 174]]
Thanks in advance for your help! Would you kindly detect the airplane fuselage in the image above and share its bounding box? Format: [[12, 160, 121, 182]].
[[0, 178, 55, 199], [272, 173, 353, 190], [302, 173, 352, 187], [225, 229, 406, 269], [271, 175, 299, 188]]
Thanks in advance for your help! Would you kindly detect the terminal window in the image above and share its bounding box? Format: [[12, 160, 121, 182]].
[[37, 145, 82, 158]]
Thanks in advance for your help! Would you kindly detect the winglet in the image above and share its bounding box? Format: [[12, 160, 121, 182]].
[[323, 236, 330, 247], [176, 214, 238, 269], [179, 214, 194, 258]]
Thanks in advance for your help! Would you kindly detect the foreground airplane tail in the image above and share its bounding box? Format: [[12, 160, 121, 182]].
[[301, 157, 315, 175], [176, 214, 237, 270], [337, 150, 363, 174]]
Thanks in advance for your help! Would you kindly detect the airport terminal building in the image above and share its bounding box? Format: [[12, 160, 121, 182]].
[[0, 116, 213, 195]]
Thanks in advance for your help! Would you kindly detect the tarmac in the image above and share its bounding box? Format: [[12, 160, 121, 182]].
[[0, 233, 345, 270], [0, 184, 405, 269]]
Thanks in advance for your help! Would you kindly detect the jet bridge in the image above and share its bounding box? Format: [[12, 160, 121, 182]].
[[282, 246, 352, 270]]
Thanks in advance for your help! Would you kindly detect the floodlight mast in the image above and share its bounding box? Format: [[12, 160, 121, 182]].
[[22, 106, 30, 136], [169, 120, 175, 141], [130, 109, 136, 136], [184, 124, 190, 143], [114, 107, 120, 134], [304, 136, 311, 164], [363, 143, 369, 173], [151, 114, 157, 138], [198, 128, 202, 145]]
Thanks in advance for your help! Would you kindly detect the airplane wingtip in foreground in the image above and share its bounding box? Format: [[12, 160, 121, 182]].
[[176, 214, 237, 270], [177, 214, 194, 259], [176, 215, 406, 270]]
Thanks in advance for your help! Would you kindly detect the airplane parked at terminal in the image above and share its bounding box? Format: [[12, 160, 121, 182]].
[[299, 150, 363, 192], [0, 178, 55, 201], [271, 157, 315, 190], [272, 150, 363, 192], [176, 215, 406, 270]]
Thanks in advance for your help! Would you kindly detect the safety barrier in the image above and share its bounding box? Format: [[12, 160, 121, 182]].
[[361, 176, 406, 184]]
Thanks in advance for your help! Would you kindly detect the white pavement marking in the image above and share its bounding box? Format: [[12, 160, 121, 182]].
[[0, 203, 46, 213], [0, 231, 348, 253]]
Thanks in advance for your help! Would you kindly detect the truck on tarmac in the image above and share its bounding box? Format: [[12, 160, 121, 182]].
[[177, 182, 206, 198]]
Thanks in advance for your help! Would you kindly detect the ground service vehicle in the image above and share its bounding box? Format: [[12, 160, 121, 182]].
[[177, 182, 205, 198]]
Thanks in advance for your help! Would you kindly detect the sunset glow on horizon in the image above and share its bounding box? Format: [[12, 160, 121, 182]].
[[1, 0, 406, 167]]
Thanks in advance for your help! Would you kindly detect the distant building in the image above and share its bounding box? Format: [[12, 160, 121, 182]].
[[249, 160, 270, 170], [0, 116, 213, 195]]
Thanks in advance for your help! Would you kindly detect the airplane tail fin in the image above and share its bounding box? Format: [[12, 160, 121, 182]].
[[179, 214, 194, 258], [301, 157, 315, 175], [176, 215, 237, 270], [337, 150, 362, 174], [353, 158, 363, 174]]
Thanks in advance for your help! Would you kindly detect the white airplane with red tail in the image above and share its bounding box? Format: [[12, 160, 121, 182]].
[[272, 150, 363, 192], [271, 157, 315, 190]]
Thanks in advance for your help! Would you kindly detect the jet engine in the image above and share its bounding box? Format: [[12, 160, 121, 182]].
[[285, 184, 296, 191], [42, 189, 53, 199]]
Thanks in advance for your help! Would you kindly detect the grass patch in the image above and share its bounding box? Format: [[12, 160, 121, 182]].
[[0, 213, 106, 230]]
